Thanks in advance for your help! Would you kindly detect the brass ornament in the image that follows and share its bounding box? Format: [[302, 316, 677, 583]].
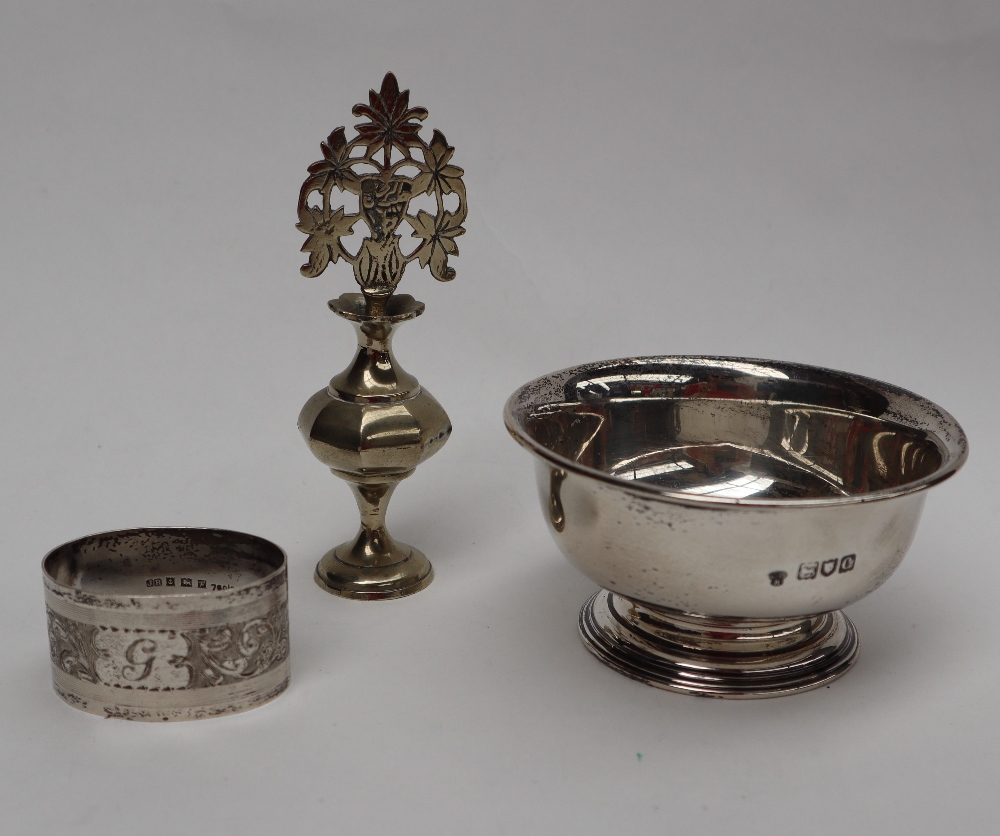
[[296, 71, 467, 294], [296, 73, 464, 599]]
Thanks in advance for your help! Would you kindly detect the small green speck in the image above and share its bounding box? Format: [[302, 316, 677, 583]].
[[636, 753, 642, 762]]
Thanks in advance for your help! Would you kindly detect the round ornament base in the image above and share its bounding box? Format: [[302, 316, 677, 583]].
[[315, 544, 433, 600]]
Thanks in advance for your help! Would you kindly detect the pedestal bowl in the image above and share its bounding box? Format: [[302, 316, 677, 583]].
[[504, 356, 967, 698]]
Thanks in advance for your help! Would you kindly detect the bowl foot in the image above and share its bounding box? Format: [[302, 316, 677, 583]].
[[314, 544, 433, 600], [579, 590, 858, 698]]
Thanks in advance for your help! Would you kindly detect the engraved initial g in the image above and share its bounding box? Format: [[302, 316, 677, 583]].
[[122, 638, 157, 682]]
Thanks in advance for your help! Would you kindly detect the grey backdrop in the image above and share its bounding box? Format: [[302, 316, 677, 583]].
[[2, 2, 998, 833]]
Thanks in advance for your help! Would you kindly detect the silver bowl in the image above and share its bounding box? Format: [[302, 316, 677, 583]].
[[504, 356, 967, 698]]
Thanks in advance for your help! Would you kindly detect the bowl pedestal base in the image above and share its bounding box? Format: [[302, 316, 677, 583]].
[[580, 590, 859, 699]]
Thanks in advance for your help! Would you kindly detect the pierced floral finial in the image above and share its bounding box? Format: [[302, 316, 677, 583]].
[[296, 72, 467, 297]]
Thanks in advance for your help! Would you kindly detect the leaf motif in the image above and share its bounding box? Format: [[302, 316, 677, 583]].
[[408, 210, 437, 268], [439, 209, 466, 238], [298, 206, 356, 277], [305, 126, 362, 197], [300, 238, 331, 278], [408, 209, 464, 281], [428, 129, 454, 164], [415, 129, 465, 195], [351, 72, 428, 159], [336, 169, 361, 193], [429, 240, 449, 280], [296, 203, 318, 231], [380, 72, 401, 113], [325, 126, 348, 156]]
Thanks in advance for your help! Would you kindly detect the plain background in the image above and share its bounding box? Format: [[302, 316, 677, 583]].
[[1, 2, 998, 833]]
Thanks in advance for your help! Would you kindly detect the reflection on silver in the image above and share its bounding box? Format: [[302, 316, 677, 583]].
[[680, 473, 775, 499], [673, 358, 790, 380], [577, 373, 695, 399], [505, 356, 968, 698], [618, 460, 694, 481]]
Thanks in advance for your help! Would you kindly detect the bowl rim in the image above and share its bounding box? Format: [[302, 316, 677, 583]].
[[503, 355, 969, 509]]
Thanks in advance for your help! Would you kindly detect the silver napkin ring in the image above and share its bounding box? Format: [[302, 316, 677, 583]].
[[43, 528, 290, 721]]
